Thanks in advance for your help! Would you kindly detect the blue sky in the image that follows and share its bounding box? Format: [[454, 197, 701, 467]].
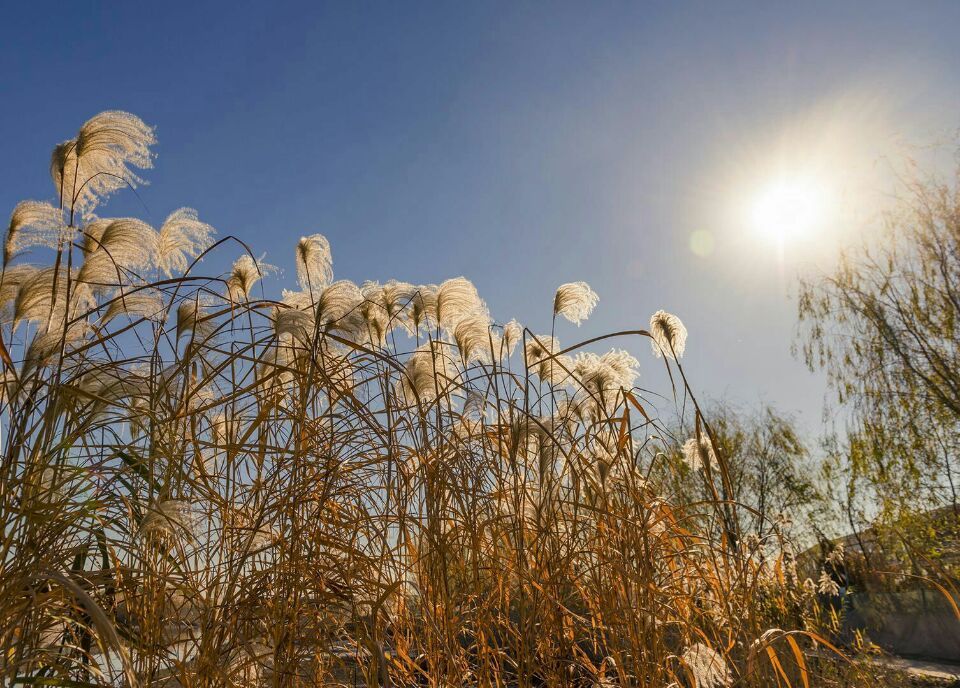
[[3, 1, 960, 434]]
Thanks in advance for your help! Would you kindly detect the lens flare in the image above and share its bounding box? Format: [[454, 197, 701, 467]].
[[751, 177, 827, 242]]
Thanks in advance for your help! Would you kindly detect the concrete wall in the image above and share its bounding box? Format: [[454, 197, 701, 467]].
[[844, 591, 960, 662]]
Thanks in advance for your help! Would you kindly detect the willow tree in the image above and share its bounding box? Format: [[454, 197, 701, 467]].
[[798, 169, 960, 520]]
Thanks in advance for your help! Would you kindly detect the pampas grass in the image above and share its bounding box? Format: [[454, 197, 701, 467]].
[[554, 281, 598, 325], [0, 112, 864, 688], [649, 309, 687, 359]]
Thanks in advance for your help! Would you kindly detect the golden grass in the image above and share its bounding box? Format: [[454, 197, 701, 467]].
[[0, 111, 869, 687]]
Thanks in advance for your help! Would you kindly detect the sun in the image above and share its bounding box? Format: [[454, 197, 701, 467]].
[[750, 176, 828, 243]]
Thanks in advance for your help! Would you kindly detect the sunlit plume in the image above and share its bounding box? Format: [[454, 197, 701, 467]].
[[501, 319, 523, 359], [280, 288, 312, 310], [277, 283, 365, 345], [69, 365, 137, 404], [570, 349, 639, 419], [24, 322, 92, 372], [649, 310, 687, 360], [553, 281, 599, 325], [462, 390, 486, 420], [274, 305, 315, 348], [13, 267, 95, 329], [380, 279, 416, 319], [102, 290, 165, 324], [63, 366, 143, 425], [681, 436, 719, 473], [226, 254, 273, 300], [316, 279, 364, 334], [156, 208, 215, 277], [358, 281, 390, 345], [817, 570, 840, 596], [5, 201, 68, 265], [525, 334, 572, 386], [407, 284, 438, 332], [295, 233, 334, 295], [573, 349, 640, 397], [257, 344, 295, 400], [403, 343, 455, 403], [453, 312, 494, 364], [0, 264, 39, 323], [78, 217, 158, 290], [360, 279, 417, 343], [436, 277, 485, 333], [176, 299, 214, 342], [50, 111, 155, 216]]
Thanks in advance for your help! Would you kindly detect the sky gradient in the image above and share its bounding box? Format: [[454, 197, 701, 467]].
[[3, 1, 960, 435]]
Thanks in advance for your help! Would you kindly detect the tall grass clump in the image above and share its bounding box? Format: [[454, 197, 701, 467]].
[[0, 112, 853, 687]]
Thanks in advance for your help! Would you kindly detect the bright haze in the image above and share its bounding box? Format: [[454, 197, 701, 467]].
[[3, 2, 960, 432]]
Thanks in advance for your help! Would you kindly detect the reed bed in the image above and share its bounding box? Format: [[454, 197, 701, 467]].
[[0, 112, 853, 687]]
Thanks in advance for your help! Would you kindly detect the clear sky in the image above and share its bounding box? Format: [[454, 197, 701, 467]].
[[3, 2, 960, 435]]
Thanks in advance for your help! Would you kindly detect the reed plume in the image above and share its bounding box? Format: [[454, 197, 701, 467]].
[[296, 233, 334, 294], [0, 111, 856, 688], [50, 110, 155, 215], [156, 208, 216, 277], [4, 201, 67, 265], [553, 280, 599, 325], [78, 217, 158, 290], [226, 254, 273, 300], [436, 276, 484, 332], [650, 308, 687, 359], [682, 435, 719, 473]]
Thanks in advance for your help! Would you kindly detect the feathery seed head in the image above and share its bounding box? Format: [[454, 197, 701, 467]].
[[650, 309, 688, 359], [317, 280, 363, 331], [296, 234, 333, 294], [680, 643, 732, 688], [403, 343, 455, 403], [525, 334, 560, 366], [23, 323, 92, 372], [177, 299, 215, 341], [681, 436, 719, 473], [573, 349, 640, 396], [408, 284, 439, 332], [274, 307, 315, 347], [156, 208, 215, 277], [78, 218, 158, 290], [525, 335, 572, 386], [5, 201, 68, 265], [553, 281, 599, 325], [436, 277, 484, 332], [454, 312, 493, 363], [502, 319, 523, 358], [358, 281, 391, 345], [226, 254, 273, 300], [51, 111, 155, 215], [103, 291, 165, 324], [817, 570, 840, 596], [462, 390, 486, 420], [381, 280, 416, 318], [14, 267, 96, 328], [280, 288, 313, 310], [825, 542, 845, 566], [0, 265, 39, 323]]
